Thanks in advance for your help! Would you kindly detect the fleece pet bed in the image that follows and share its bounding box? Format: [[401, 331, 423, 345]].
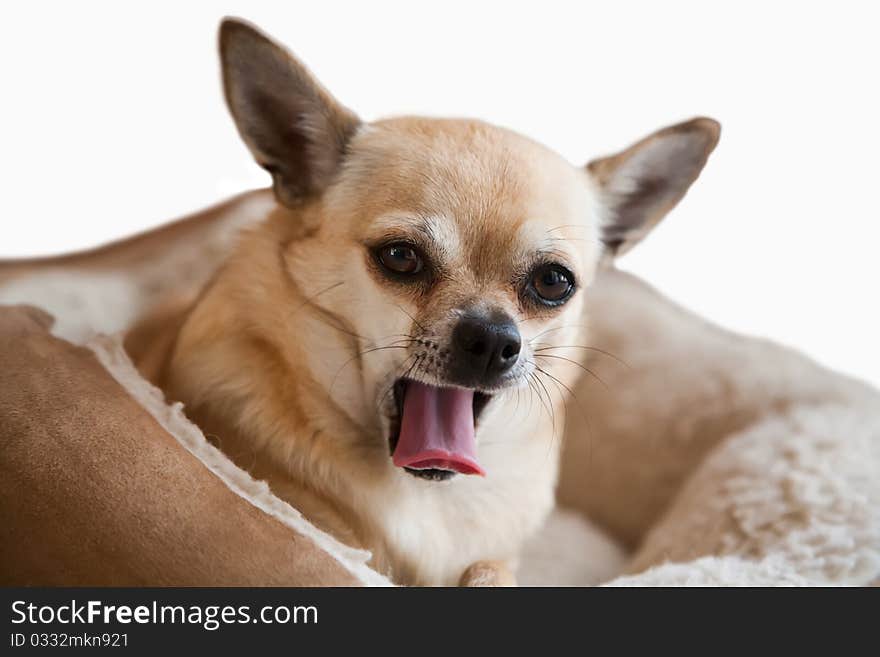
[[1, 191, 878, 586]]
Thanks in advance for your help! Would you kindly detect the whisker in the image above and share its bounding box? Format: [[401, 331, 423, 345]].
[[534, 364, 579, 404], [358, 345, 411, 356], [290, 281, 374, 342], [532, 364, 596, 468], [530, 367, 564, 457], [294, 280, 346, 311], [394, 304, 426, 333], [329, 337, 420, 397], [303, 306, 371, 342], [525, 374, 543, 422], [532, 368, 565, 457], [377, 353, 421, 412], [529, 370, 556, 437], [528, 323, 591, 343], [532, 343, 630, 369], [533, 353, 612, 391]]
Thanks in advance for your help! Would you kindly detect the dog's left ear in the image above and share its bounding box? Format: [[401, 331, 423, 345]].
[[219, 18, 361, 206], [588, 117, 720, 258]]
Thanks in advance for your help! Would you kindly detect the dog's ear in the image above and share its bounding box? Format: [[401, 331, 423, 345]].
[[588, 117, 720, 258], [219, 18, 361, 206]]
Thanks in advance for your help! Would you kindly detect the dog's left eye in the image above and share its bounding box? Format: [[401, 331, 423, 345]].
[[378, 243, 424, 275], [529, 264, 575, 305]]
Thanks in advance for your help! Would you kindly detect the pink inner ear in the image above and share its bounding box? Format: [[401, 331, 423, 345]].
[[593, 118, 720, 257]]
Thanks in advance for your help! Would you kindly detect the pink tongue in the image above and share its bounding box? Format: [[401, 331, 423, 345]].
[[392, 381, 485, 476]]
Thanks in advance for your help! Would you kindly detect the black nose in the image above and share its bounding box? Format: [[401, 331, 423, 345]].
[[450, 312, 521, 385]]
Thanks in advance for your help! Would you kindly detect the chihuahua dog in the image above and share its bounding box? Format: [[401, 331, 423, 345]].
[[130, 18, 719, 585]]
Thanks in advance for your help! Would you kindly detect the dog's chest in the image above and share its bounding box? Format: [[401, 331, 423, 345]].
[[366, 443, 558, 585]]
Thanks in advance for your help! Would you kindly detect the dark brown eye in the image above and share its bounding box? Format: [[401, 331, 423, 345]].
[[530, 264, 575, 305], [378, 243, 423, 275]]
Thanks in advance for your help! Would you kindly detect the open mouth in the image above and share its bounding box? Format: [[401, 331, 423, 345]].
[[389, 379, 492, 481]]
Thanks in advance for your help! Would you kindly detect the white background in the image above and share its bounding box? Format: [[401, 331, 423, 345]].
[[2, 1, 878, 386]]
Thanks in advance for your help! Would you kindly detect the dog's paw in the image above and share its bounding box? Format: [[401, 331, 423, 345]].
[[458, 560, 516, 587]]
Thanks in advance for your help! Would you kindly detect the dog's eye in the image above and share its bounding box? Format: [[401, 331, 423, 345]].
[[378, 243, 423, 275], [530, 264, 575, 305]]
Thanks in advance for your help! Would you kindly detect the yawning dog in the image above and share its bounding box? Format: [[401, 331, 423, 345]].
[[129, 18, 719, 585]]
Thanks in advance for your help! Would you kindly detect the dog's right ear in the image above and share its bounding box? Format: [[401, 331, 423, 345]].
[[219, 18, 361, 206]]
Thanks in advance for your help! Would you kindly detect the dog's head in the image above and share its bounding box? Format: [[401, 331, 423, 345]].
[[216, 19, 719, 482]]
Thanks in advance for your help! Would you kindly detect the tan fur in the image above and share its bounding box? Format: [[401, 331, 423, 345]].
[[127, 19, 719, 586], [144, 120, 595, 585], [459, 560, 516, 587]]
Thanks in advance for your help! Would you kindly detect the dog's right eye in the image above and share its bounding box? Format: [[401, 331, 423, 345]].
[[377, 243, 424, 275]]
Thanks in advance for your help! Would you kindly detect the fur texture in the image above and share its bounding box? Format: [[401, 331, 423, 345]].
[[2, 207, 877, 586], [560, 270, 880, 585], [115, 20, 719, 585]]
